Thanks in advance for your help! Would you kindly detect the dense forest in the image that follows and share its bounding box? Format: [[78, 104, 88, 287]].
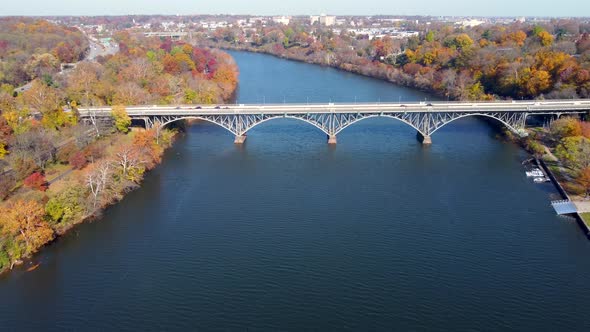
[[0, 20, 239, 273], [65, 31, 238, 106], [203, 20, 590, 101], [0, 18, 88, 87]]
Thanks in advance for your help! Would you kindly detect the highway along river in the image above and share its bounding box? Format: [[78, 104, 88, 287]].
[[2, 51, 590, 331]]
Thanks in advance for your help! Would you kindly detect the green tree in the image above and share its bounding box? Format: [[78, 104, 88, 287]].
[[45, 186, 87, 224], [555, 136, 590, 170], [111, 105, 131, 133], [425, 31, 435, 42], [454, 34, 474, 50]]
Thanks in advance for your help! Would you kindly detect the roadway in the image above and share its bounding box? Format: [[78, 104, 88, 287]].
[[78, 99, 590, 117]]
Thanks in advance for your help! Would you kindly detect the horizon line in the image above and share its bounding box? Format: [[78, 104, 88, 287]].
[[1, 14, 589, 19]]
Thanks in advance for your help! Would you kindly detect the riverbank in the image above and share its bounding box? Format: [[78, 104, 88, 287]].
[[0, 125, 179, 274], [538, 158, 590, 237], [0, 31, 240, 274], [517, 120, 590, 237]]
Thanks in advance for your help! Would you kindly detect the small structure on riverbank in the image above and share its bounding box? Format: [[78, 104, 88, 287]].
[[551, 200, 578, 215]]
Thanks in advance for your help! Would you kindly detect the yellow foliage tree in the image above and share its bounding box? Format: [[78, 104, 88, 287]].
[[537, 31, 554, 47], [111, 105, 131, 133], [0, 200, 55, 255]]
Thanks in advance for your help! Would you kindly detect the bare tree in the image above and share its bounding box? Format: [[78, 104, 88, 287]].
[[114, 145, 144, 179], [86, 161, 111, 209]]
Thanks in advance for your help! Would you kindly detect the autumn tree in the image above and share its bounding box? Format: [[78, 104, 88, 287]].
[[114, 144, 144, 182], [45, 186, 88, 225], [555, 136, 590, 170], [66, 62, 103, 106], [0, 200, 54, 257], [537, 30, 554, 47], [551, 117, 582, 139], [22, 80, 72, 129], [111, 105, 132, 133], [576, 167, 590, 197], [23, 172, 48, 191], [132, 129, 163, 169], [68, 151, 87, 170]]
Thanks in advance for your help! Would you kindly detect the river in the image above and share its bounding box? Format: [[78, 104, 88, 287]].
[[1, 51, 590, 331]]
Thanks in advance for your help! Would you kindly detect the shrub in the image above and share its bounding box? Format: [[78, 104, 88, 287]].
[[23, 172, 48, 191], [45, 186, 87, 224]]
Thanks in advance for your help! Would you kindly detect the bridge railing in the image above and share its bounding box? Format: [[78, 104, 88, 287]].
[[77, 99, 590, 111]]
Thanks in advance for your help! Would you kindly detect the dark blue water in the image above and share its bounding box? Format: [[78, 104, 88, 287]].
[[2, 51, 590, 331]]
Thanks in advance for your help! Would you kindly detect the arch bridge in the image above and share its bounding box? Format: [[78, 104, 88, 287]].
[[78, 100, 590, 144]]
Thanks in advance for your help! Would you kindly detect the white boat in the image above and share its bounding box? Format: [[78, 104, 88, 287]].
[[526, 168, 544, 177], [533, 177, 550, 183]]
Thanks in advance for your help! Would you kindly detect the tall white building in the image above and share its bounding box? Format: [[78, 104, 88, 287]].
[[273, 16, 291, 25], [310, 14, 336, 26]]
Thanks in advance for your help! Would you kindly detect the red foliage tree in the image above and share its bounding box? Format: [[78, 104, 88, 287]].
[[68, 151, 87, 170], [23, 172, 48, 191]]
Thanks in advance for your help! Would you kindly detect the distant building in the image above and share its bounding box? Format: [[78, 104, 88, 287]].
[[273, 16, 291, 25], [320, 15, 336, 26], [458, 19, 485, 27], [310, 14, 336, 26]]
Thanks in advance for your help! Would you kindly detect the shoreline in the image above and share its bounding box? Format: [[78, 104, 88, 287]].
[[539, 159, 590, 238], [0, 130, 181, 276]]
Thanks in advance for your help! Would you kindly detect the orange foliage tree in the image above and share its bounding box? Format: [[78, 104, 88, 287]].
[[0, 200, 55, 255]]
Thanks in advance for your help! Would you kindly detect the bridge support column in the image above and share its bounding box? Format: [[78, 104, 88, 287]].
[[234, 134, 247, 144], [417, 132, 432, 145], [327, 134, 337, 145]]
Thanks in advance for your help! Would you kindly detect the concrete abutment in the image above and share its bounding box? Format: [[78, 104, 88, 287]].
[[416, 132, 432, 145], [327, 134, 337, 144], [234, 134, 247, 144]]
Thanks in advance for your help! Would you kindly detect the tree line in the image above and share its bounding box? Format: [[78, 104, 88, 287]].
[[201, 19, 590, 101]]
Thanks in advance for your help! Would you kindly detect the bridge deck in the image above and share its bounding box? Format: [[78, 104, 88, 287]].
[[78, 99, 590, 117], [77, 100, 590, 142]]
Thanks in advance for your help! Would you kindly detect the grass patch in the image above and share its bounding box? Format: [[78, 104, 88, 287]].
[[45, 163, 70, 181], [580, 213, 590, 228]]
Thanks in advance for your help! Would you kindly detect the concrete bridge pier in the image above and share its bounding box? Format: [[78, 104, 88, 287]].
[[327, 134, 337, 144], [234, 134, 247, 144], [417, 132, 432, 145]]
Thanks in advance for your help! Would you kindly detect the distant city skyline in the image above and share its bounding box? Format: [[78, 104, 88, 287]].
[[2, 0, 589, 17]]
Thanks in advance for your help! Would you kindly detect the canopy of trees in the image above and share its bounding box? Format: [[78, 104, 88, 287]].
[[0, 18, 88, 87], [65, 33, 238, 106]]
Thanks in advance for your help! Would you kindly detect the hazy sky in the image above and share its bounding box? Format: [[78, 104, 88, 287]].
[[2, 0, 588, 17]]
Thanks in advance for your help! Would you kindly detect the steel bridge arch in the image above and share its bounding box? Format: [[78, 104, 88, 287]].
[[158, 116, 238, 136], [429, 113, 525, 136], [156, 114, 333, 137], [241, 115, 331, 136], [333, 114, 428, 137]]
